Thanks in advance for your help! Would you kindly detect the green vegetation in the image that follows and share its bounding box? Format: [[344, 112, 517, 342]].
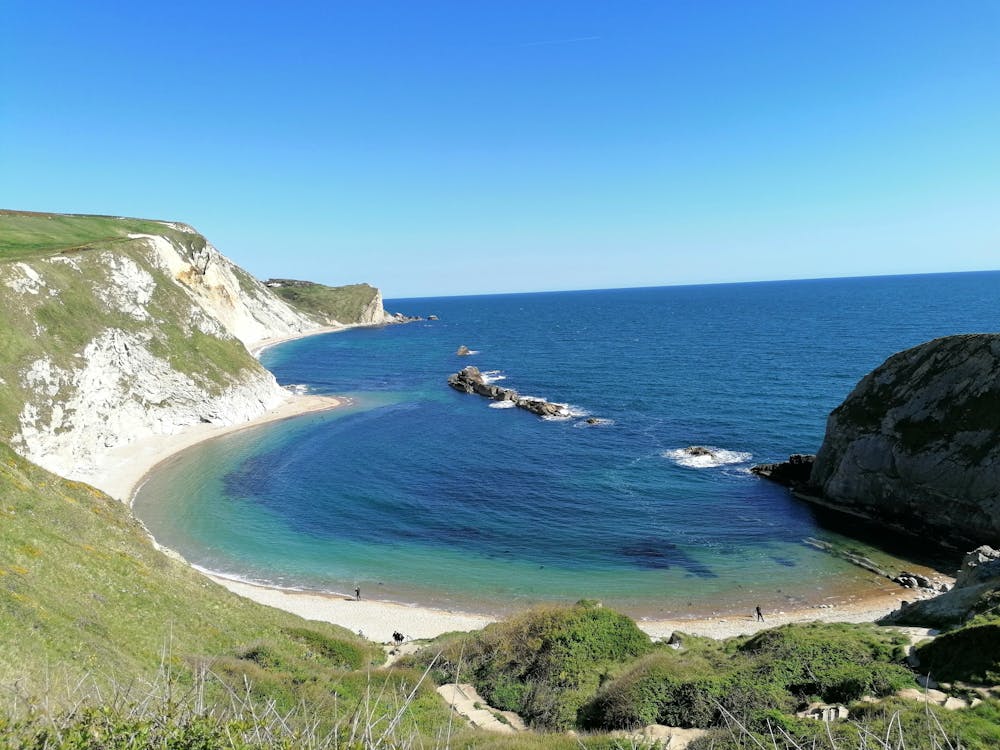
[[583, 623, 913, 731], [0, 440, 466, 744], [0, 209, 206, 261], [1, 437, 998, 747], [0, 442, 380, 685], [266, 279, 381, 325], [407, 601, 655, 730], [915, 617, 1000, 683], [688, 697, 1000, 750]]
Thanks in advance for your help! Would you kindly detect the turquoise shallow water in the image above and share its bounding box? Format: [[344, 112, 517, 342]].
[[133, 272, 1000, 618]]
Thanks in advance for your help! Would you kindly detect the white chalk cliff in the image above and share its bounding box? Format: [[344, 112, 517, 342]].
[[0, 218, 386, 495]]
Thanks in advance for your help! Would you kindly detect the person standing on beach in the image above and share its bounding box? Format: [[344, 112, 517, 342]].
[[755, 605, 764, 622], [355, 587, 361, 601]]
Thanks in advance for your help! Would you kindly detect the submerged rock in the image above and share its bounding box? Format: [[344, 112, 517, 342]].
[[683, 445, 715, 457]]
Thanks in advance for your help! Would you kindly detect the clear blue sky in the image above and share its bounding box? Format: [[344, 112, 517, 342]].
[[2, 2, 998, 298]]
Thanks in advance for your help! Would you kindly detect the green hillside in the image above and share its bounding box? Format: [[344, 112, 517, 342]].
[[0, 441, 380, 682], [0, 209, 205, 260], [265, 279, 382, 325]]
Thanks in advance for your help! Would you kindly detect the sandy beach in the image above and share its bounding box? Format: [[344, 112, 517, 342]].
[[209, 572, 915, 644]]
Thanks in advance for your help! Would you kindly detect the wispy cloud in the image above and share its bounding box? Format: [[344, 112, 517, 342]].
[[518, 35, 601, 48]]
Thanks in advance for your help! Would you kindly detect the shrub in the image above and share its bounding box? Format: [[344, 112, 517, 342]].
[[915, 619, 1000, 683], [737, 621, 913, 703], [408, 602, 652, 731]]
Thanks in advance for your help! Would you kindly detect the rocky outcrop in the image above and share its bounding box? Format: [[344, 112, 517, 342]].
[[750, 454, 815, 489], [807, 335, 1000, 549], [456, 345, 472, 356], [447, 367, 570, 418], [881, 546, 1000, 628], [0, 215, 328, 496]]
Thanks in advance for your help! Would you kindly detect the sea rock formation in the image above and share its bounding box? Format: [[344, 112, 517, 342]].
[[684, 446, 715, 457], [447, 366, 570, 418], [750, 454, 815, 489], [808, 334, 1000, 549], [456, 345, 472, 356]]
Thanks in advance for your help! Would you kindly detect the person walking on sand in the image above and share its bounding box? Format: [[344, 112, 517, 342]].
[[355, 587, 361, 601], [755, 605, 764, 622]]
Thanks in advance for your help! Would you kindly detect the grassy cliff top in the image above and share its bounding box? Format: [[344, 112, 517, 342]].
[[0, 209, 204, 260], [264, 278, 380, 325]]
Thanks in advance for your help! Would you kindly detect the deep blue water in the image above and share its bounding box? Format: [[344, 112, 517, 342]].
[[134, 271, 1000, 617]]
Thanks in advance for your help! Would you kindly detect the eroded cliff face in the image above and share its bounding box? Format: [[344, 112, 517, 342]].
[[810, 334, 1000, 548], [0, 220, 323, 493]]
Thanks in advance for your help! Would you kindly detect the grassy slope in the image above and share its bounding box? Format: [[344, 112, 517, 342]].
[[0, 442, 381, 684], [0, 209, 204, 260], [267, 280, 380, 325]]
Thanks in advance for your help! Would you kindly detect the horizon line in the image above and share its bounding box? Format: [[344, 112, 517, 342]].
[[385, 267, 1000, 302]]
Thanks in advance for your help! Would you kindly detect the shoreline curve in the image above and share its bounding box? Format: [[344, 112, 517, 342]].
[[125, 327, 932, 643]]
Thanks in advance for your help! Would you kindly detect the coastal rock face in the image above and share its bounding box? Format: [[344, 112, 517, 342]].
[[263, 278, 400, 327], [881, 546, 1000, 627], [810, 335, 1000, 549], [751, 454, 815, 488], [0, 213, 328, 497]]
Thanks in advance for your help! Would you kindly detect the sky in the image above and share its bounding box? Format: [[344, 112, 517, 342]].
[[2, 2, 998, 298]]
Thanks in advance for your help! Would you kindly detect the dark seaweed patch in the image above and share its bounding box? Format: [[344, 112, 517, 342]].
[[620, 540, 718, 578]]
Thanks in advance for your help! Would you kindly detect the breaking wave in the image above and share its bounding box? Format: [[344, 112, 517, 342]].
[[663, 446, 753, 469]]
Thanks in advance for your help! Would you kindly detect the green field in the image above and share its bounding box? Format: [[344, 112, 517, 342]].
[[0, 209, 205, 260]]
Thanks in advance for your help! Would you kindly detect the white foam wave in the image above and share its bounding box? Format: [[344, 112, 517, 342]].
[[481, 370, 507, 384], [663, 446, 753, 469], [284, 383, 310, 395], [489, 400, 516, 409]]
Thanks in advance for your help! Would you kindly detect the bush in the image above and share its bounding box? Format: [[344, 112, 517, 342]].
[[581, 651, 784, 730], [915, 619, 1000, 683], [737, 621, 913, 703], [583, 622, 914, 732], [407, 601, 653, 731]]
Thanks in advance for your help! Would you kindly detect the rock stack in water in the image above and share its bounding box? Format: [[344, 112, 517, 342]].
[[447, 366, 569, 418], [754, 334, 1000, 551]]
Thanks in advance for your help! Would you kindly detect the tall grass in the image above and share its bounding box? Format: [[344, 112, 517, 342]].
[[0, 653, 443, 750]]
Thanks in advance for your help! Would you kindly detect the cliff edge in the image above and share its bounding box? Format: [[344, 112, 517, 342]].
[[0, 210, 390, 495], [808, 334, 1000, 549]]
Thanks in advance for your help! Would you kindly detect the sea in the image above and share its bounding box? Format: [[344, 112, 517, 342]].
[[133, 271, 1000, 620]]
